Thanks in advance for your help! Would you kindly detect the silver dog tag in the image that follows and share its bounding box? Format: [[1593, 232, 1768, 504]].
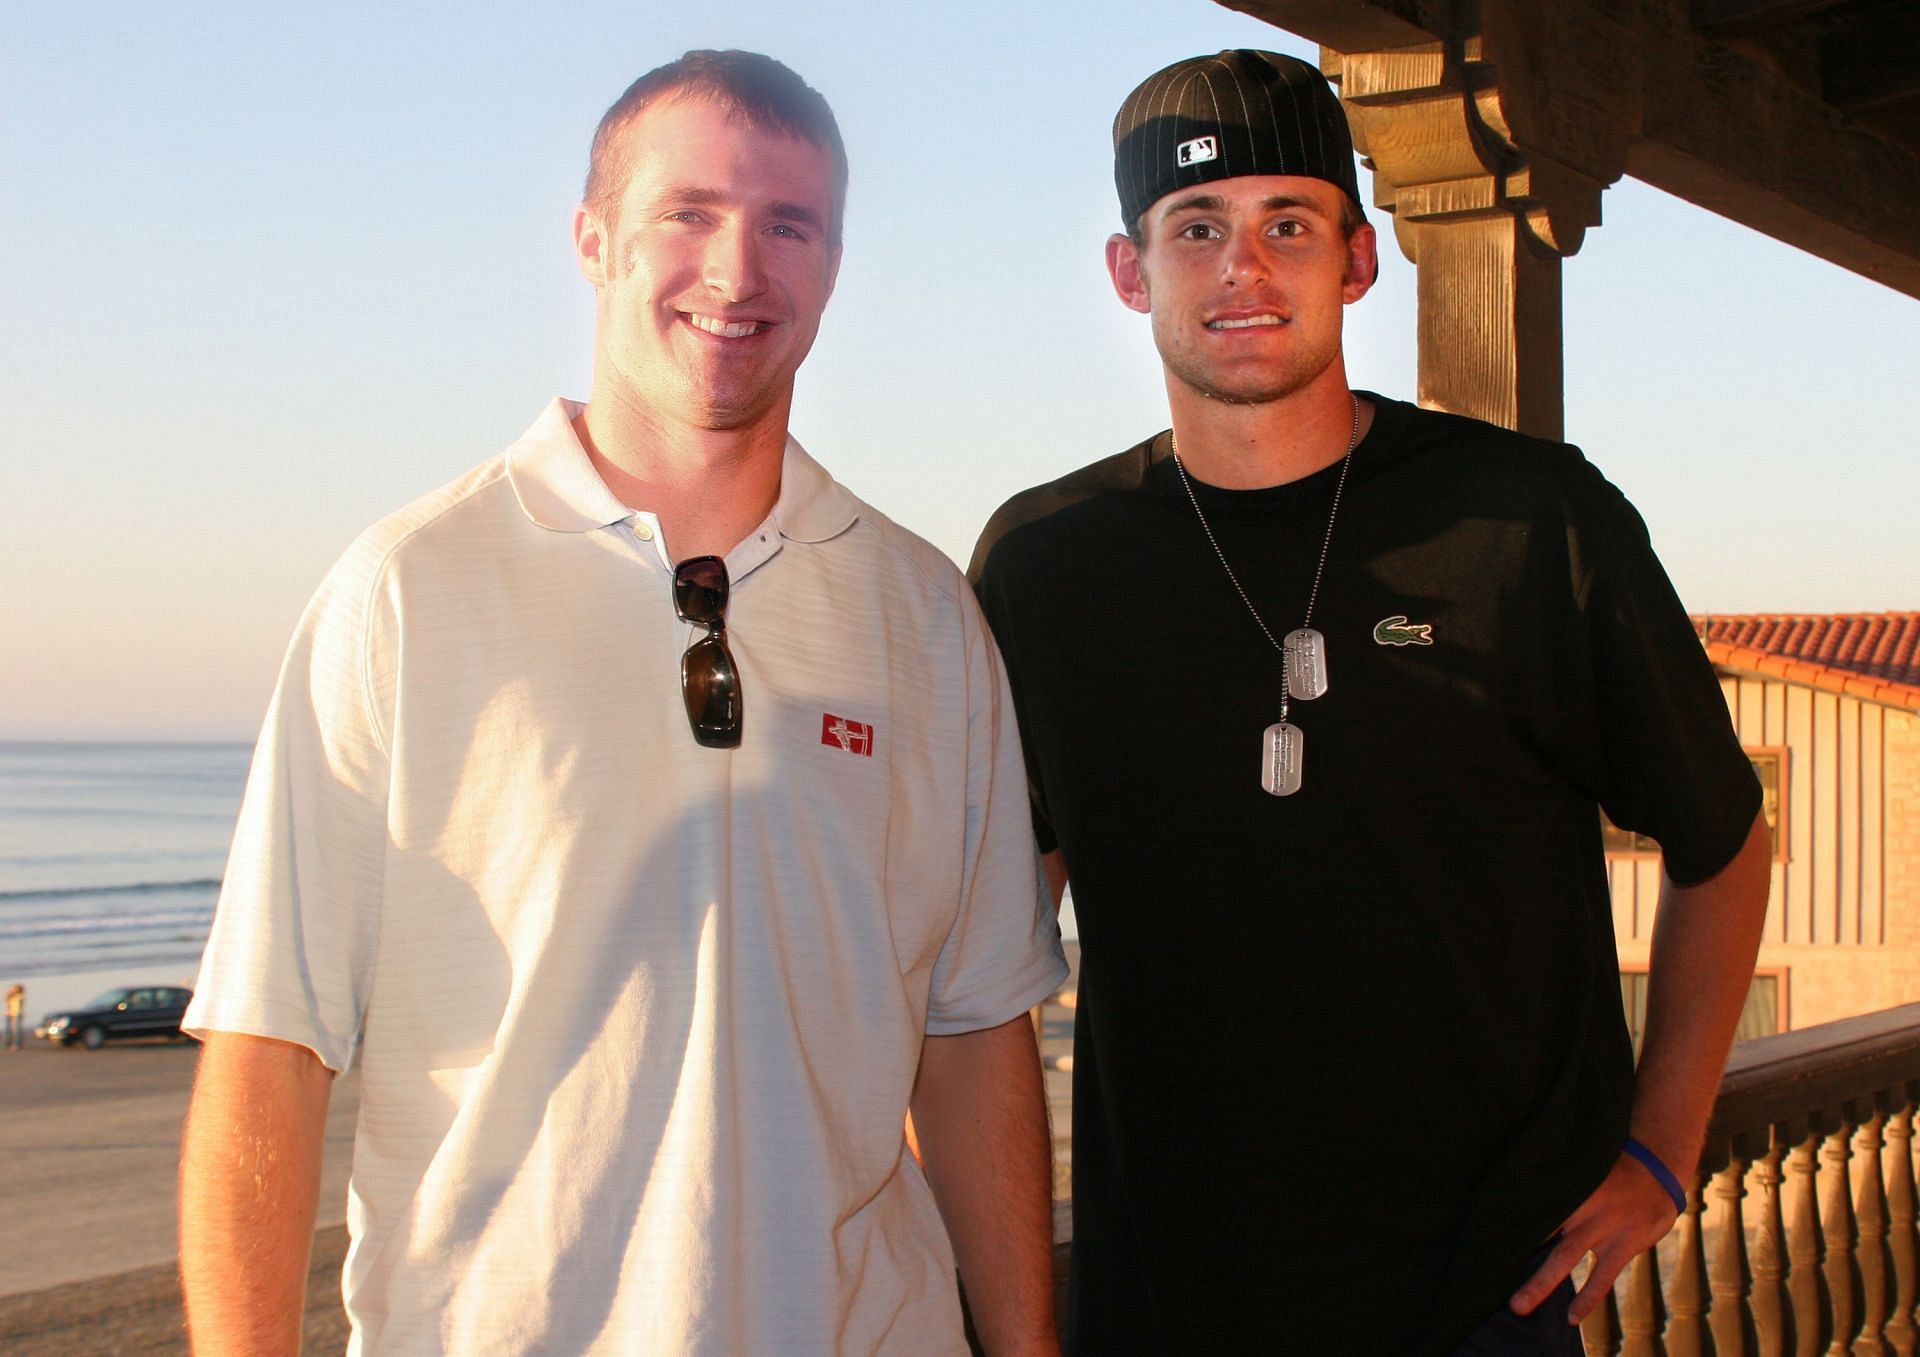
[[1283, 628, 1329, 700], [1261, 721, 1304, 796]]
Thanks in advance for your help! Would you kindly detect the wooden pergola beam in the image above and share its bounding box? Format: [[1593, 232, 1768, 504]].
[[1822, 11, 1920, 115], [1221, 0, 1441, 48], [1689, 0, 1840, 31], [1630, 6, 1920, 299], [1221, 0, 1920, 301]]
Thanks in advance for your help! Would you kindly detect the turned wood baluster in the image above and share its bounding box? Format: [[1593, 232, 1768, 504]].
[[1826, 1121, 1861, 1355], [1789, 1133, 1833, 1357], [1671, 1179, 1713, 1357], [1711, 1155, 1757, 1357], [1752, 1142, 1790, 1357], [1583, 1282, 1624, 1357], [1887, 1106, 1919, 1357], [1622, 1247, 1670, 1357], [1859, 1113, 1893, 1355]]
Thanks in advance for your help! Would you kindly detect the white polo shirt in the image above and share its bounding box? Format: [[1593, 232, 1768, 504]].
[[186, 399, 1067, 1356]]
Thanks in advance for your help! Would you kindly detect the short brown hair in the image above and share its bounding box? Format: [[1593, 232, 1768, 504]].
[[584, 50, 848, 247]]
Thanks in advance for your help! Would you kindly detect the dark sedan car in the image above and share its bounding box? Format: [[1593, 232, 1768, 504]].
[[36, 985, 194, 1049]]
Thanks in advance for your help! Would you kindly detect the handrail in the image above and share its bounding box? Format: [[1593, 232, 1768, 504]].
[[1591, 1006, 1920, 1355], [1704, 1002, 1920, 1166]]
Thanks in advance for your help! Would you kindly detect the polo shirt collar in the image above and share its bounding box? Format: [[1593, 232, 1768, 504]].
[[507, 398, 859, 545], [507, 399, 632, 533], [769, 436, 859, 544]]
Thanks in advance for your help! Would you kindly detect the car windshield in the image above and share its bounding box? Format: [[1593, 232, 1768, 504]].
[[85, 988, 133, 1010]]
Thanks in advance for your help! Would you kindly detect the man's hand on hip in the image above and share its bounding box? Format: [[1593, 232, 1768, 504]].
[[1509, 1151, 1681, 1325]]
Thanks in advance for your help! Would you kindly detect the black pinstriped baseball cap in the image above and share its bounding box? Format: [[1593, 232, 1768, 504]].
[[1112, 50, 1361, 229]]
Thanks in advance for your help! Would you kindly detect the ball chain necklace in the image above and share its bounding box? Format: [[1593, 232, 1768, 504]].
[[1170, 392, 1360, 797]]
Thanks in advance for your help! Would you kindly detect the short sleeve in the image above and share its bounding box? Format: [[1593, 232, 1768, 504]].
[[968, 521, 1059, 855], [923, 591, 1069, 1035], [1569, 462, 1761, 886], [182, 535, 393, 1071]]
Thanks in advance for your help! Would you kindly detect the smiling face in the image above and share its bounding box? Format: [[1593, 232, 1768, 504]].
[[574, 94, 841, 435], [1107, 174, 1375, 408]]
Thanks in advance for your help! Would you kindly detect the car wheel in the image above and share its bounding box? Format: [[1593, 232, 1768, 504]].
[[78, 1025, 107, 1050]]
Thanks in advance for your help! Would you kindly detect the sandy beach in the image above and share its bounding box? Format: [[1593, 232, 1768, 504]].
[[0, 1036, 360, 1354]]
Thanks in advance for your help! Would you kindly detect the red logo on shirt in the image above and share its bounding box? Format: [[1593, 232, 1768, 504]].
[[821, 713, 874, 756]]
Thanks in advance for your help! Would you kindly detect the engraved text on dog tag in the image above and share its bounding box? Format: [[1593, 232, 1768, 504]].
[[1283, 628, 1329, 700], [1261, 721, 1304, 796]]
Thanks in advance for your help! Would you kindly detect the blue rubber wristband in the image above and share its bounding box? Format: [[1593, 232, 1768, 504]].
[[1624, 1137, 1688, 1215]]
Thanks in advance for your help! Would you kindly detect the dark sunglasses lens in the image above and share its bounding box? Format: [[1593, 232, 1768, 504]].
[[674, 557, 729, 625], [681, 634, 741, 747]]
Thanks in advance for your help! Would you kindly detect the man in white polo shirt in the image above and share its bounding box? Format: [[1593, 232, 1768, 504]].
[[179, 50, 1067, 1356]]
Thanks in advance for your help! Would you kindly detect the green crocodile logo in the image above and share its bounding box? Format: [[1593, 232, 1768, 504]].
[[1373, 615, 1434, 646]]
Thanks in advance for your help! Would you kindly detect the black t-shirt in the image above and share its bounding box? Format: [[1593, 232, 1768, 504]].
[[969, 395, 1760, 1355]]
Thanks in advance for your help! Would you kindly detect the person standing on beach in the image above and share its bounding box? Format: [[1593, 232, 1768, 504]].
[[969, 50, 1772, 1355], [180, 50, 1065, 1357], [4, 983, 23, 1049]]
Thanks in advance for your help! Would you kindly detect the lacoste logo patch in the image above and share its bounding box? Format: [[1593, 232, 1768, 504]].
[[821, 713, 875, 756], [1373, 615, 1434, 646], [1177, 135, 1218, 167]]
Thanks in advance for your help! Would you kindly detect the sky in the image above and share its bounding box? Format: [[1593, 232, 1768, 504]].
[[4, 2, 1916, 742]]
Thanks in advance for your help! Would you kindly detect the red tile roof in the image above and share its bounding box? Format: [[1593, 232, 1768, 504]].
[[1694, 612, 1920, 712]]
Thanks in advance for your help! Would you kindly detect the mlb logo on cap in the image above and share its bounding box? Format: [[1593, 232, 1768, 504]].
[[1177, 135, 1218, 167], [1112, 51, 1362, 229]]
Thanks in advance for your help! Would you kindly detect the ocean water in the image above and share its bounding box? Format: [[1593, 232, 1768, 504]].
[[0, 742, 251, 984], [0, 739, 1079, 1010]]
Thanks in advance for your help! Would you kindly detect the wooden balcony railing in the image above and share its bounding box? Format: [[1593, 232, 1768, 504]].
[[1580, 1002, 1920, 1356], [1032, 997, 1920, 1353]]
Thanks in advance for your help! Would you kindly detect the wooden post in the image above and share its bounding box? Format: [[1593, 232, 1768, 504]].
[[1622, 1248, 1669, 1357], [1324, 34, 1608, 441], [1408, 214, 1565, 439], [1887, 1106, 1919, 1357], [1711, 1156, 1757, 1357], [1584, 1285, 1624, 1357], [1860, 1113, 1893, 1354], [1826, 1122, 1862, 1354], [1670, 1177, 1712, 1357], [1788, 1133, 1833, 1356], [1752, 1141, 1791, 1357]]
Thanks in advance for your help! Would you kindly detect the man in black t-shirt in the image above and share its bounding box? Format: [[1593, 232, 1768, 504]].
[[969, 50, 1772, 1355]]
